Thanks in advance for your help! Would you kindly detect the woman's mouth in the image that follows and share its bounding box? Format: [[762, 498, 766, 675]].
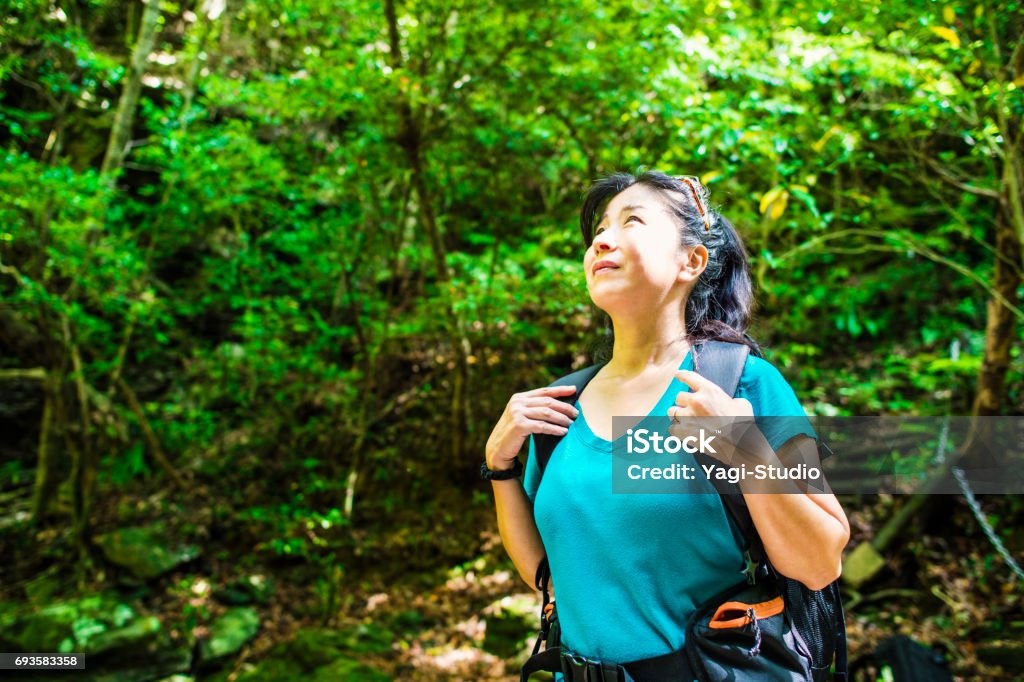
[[593, 260, 621, 275]]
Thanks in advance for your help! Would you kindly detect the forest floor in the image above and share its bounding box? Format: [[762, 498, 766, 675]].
[[1, 487, 1022, 681], [219, 494, 1022, 681], [203, 502, 1020, 681]]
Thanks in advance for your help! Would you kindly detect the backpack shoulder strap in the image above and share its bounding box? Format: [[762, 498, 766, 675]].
[[532, 362, 606, 476], [691, 342, 767, 572], [693, 340, 749, 397]]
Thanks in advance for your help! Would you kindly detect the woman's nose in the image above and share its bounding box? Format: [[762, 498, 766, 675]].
[[594, 231, 616, 252]]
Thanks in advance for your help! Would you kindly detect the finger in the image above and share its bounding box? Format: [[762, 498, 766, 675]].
[[675, 369, 711, 392], [531, 385, 579, 397], [674, 390, 694, 407], [526, 419, 569, 436], [524, 396, 580, 418], [667, 406, 694, 436], [668, 405, 695, 420], [525, 406, 574, 428]]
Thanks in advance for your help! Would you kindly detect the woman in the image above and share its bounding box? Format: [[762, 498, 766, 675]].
[[483, 170, 850, 679]]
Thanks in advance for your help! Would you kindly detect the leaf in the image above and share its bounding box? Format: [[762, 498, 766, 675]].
[[700, 170, 721, 184], [943, 6, 955, 24], [789, 186, 821, 219], [770, 191, 789, 220], [846, 311, 862, 337], [929, 26, 960, 48], [760, 187, 789, 220], [812, 128, 835, 152], [759, 187, 783, 215]]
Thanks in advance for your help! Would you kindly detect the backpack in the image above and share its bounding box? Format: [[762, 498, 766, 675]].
[[849, 636, 953, 682], [524, 340, 848, 681]]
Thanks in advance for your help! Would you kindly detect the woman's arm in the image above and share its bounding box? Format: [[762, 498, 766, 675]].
[[490, 477, 549, 591], [735, 433, 850, 591], [485, 384, 577, 594], [670, 369, 850, 590]]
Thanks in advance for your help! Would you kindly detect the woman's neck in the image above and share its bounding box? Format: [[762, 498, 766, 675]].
[[605, 314, 690, 378]]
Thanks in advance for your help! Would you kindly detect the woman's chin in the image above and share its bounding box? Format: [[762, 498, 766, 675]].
[[588, 289, 640, 313]]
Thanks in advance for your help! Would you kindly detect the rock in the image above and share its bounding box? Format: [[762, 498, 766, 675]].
[[87, 615, 162, 655], [0, 588, 191, 682], [199, 607, 260, 662], [6, 644, 191, 682], [0, 592, 167, 658], [96, 527, 200, 581], [3, 602, 78, 651]]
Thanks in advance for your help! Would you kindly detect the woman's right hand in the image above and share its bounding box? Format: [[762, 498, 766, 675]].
[[485, 385, 580, 470]]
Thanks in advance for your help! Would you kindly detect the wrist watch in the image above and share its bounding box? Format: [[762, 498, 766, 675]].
[[480, 458, 523, 481]]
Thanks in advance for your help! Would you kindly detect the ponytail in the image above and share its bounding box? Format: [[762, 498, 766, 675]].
[[685, 211, 761, 356]]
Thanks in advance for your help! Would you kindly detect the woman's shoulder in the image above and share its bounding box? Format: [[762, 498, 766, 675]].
[[738, 353, 790, 387], [736, 353, 807, 416]]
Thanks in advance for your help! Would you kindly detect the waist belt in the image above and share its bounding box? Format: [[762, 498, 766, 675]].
[[521, 644, 695, 682]]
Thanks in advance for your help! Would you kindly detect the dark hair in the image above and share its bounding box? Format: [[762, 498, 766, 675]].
[[579, 169, 762, 358]]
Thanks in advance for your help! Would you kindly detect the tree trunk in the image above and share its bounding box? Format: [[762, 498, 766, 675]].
[[383, 0, 473, 468], [31, 375, 58, 523], [845, 167, 1023, 588], [61, 315, 96, 557], [971, 205, 1022, 418], [100, 0, 162, 176]]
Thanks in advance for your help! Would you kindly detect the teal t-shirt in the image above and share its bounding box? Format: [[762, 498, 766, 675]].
[[523, 350, 816, 664]]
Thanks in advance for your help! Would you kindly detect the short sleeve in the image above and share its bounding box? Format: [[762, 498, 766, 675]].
[[522, 435, 541, 503], [739, 356, 819, 454]]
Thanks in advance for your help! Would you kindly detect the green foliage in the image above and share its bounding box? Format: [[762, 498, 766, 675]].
[[0, 0, 1021, 619]]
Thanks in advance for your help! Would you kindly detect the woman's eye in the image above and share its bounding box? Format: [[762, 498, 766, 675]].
[[594, 226, 606, 236], [626, 215, 641, 224]]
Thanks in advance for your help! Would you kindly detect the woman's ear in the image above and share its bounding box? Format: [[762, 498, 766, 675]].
[[678, 245, 709, 283]]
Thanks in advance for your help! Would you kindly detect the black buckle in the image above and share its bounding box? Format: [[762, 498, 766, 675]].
[[561, 651, 587, 682], [560, 652, 621, 682]]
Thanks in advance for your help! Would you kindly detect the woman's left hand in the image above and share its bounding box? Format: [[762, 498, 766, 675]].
[[668, 369, 754, 419], [668, 370, 763, 467]]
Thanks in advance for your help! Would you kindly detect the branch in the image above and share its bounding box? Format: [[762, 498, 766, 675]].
[[771, 228, 893, 262], [0, 368, 47, 381], [894, 133, 1001, 200], [921, 156, 1001, 200], [0, 260, 25, 283], [115, 376, 188, 489], [894, 233, 1024, 322], [772, 229, 1024, 322]]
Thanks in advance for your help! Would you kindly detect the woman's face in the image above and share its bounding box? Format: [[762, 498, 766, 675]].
[[583, 183, 701, 312]]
